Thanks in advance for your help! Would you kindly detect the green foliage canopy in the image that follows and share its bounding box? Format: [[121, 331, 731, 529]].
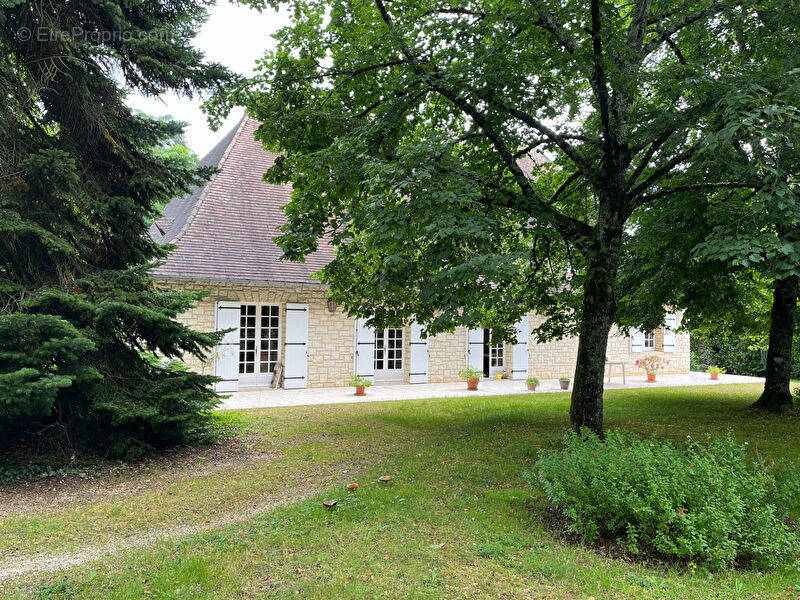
[[0, 0, 232, 456]]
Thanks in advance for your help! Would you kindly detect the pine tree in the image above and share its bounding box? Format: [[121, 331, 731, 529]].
[[0, 0, 232, 456]]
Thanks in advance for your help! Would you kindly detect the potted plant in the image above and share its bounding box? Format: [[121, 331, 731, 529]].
[[634, 355, 669, 382], [457, 366, 483, 391], [706, 365, 725, 380], [349, 374, 373, 396], [526, 376, 539, 391], [559, 376, 570, 390]]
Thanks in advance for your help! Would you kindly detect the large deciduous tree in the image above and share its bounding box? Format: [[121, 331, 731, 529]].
[[0, 0, 231, 456], [220, 0, 795, 434], [619, 5, 800, 412]]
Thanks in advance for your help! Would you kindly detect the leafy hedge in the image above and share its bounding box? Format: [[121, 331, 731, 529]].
[[531, 431, 799, 571]]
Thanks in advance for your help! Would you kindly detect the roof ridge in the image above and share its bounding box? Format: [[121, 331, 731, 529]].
[[169, 114, 250, 246]]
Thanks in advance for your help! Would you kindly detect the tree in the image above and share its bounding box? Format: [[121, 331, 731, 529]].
[[217, 0, 794, 434], [619, 5, 800, 412], [0, 0, 232, 456]]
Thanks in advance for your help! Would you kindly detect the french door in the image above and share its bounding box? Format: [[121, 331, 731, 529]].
[[238, 304, 280, 387], [374, 328, 404, 382]]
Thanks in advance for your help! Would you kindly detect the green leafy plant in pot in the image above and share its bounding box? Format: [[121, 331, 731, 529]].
[[559, 376, 571, 390], [706, 365, 726, 380], [526, 376, 539, 391], [349, 374, 373, 396], [458, 366, 483, 391]]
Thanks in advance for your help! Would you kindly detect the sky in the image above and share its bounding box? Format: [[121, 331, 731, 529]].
[[127, 2, 289, 156]]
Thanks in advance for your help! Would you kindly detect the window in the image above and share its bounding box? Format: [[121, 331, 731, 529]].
[[259, 305, 280, 374], [239, 304, 257, 374], [644, 331, 655, 349], [489, 343, 504, 368], [375, 328, 403, 370], [239, 304, 280, 375]]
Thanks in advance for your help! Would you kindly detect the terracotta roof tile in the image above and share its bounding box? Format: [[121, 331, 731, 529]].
[[152, 117, 333, 284]]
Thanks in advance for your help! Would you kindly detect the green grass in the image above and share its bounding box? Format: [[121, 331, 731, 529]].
[[3, 384, 800, 599]]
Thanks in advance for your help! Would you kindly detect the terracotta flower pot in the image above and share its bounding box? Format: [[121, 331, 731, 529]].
[[467, 378, 479, 391], [355, 386, 366, 396], [559, 380, 570, 390], [710, 373, 719, 380], [646, 373, 656, 383], [527, 382, 538, 391]]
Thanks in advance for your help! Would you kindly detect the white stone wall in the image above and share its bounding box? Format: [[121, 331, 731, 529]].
[[158, 278, 690, 387]]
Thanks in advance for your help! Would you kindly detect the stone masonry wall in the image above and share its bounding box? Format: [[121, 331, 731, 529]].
[[159, 278, 690, 387], [529, 313, 691, 380], [157, 278, 354, 387]]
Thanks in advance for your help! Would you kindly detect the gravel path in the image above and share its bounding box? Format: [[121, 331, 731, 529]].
[[0, 485, 320, 583]]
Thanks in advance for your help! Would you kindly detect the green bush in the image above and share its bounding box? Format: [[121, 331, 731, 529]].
[[530, 430, 799, 571]]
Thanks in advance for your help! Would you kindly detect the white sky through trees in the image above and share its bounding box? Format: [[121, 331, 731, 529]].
[[127, 2, 288, 155]]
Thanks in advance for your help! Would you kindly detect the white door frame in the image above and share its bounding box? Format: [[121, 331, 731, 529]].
[[238, 303, 281, 388], [373, 327, 404, 382]]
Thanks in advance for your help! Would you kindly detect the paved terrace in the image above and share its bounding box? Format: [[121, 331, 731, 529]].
[[219, 372, 764, 411]]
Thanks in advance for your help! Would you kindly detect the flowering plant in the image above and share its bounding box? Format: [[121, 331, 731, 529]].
[[634, 354, 669, 374]]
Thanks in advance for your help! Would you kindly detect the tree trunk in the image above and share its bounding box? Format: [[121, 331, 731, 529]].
[[753, 275, 798, 412], [570, 242, 621, 436]]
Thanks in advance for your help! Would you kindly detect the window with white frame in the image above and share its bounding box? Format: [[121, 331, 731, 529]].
[[239, 304, 280, 375], [643, 331, 655, 349], [259, 305, 280, 374], [489, 342, 504, 368], [375, 328, 403, 370]]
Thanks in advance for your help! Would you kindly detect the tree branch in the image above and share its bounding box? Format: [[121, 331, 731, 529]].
[[589, 0, 614, 150], [635, 182, 760, 205], [374, 0, 593, 244], [642, 2, 736, 57], [629, 137, 706, 200], [532, 9, 578, 53], [547, 171, 583, 206]]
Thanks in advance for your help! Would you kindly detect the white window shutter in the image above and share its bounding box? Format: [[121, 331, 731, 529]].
[[283, 303, 309, 389], [355, 318, 375, 380], [663, 313, 677, 353], [409, 321, 428, 383], [630, 327, 644, 353], [467, 328, 484, 373], [512, 315, 529, 380], [214, 301, 240, 392]]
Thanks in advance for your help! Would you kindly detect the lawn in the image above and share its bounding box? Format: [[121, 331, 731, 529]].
[[2, 383, 799, 599]]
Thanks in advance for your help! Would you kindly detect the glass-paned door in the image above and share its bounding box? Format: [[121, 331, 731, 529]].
[[482, 328, 504, 377], [239, 304, 280, 387], [374, 328, 404, 382]]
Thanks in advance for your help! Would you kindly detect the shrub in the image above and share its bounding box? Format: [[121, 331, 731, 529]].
[[530, 430, 799, 571]]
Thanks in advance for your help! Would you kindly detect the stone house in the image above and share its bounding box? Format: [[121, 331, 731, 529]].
[[151, 117, 690, 392]]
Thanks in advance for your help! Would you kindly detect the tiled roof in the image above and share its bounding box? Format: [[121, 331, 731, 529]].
[[151, 117, 334, 284]]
